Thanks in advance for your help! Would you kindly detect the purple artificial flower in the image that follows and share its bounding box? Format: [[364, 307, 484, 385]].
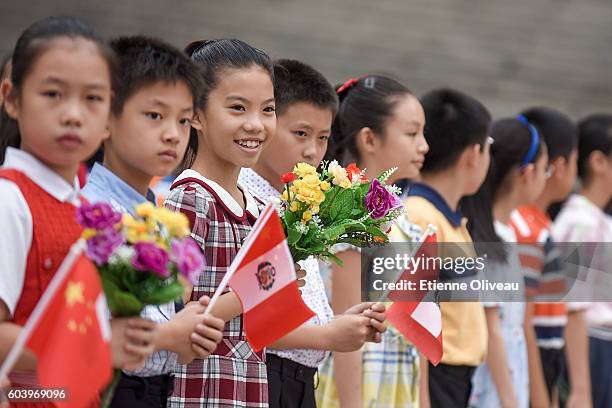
[[132, 242, 170, 278], [86, 228, 125, 265], [77, 202, 122, 230], [171, 238, 205, 285], [365, 179, 402, 219]]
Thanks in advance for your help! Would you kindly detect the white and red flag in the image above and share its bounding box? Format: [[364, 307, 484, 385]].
[[208, 203, 314, 351], [385, 227, 444, 365]]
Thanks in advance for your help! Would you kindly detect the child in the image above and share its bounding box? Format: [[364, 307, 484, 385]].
[[0, 16, 155, 388], [81, 35, 225, 408], [509, 107, 590, 408], [238, 59, 387, 408], [164, 38, 278, 407], [462, 117, 549, 408], [552, 113, 612, 408], [402, 88, 490, 408], [315, 74, 429, 408]]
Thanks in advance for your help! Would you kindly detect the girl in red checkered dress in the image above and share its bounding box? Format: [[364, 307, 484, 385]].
[[165, 39, 277, 408]]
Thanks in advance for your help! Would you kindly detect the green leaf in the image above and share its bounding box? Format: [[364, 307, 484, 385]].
[[323, 225, 345, 241], [287, 225, 302, 245], [139, 281, 184, 305], [329, 189, 355, 221]]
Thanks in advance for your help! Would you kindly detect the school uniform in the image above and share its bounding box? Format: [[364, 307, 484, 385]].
[[239, 168, 334, 408], [0, 147, 84, 407], [403, 182, 488, 408], [165, 169, 268, 408], [82, 163, 177, 408]]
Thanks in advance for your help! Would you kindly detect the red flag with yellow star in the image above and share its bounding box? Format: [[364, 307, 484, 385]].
[[3, 241, 113, 408]]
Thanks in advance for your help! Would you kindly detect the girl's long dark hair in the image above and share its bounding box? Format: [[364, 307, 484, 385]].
[[461, 117, 546, 261]]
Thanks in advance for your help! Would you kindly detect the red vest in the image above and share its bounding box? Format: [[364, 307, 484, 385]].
[[0, 169, 83, 326]]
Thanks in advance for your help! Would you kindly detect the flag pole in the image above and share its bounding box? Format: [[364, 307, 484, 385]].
[[377, 225, 436, 303], [0, 240, 86, 379]]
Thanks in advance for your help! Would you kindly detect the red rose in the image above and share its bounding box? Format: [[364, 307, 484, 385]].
[[346, 163, 368, 183], [281, 172, 296, 184]]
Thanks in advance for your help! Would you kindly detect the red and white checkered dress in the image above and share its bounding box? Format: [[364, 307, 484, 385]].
[[165, 169, 268, 408]]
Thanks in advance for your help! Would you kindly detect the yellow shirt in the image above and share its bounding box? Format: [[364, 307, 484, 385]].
[[397, 184, 487, 367]]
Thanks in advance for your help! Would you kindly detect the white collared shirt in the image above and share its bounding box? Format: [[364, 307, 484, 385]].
[[0, 148, 81, 316], [239, 168, 334, 368]]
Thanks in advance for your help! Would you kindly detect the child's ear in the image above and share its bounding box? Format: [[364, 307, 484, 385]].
[[463, 144, 481, 168], [588, 150, 607, 175], [2, 82, 19, 120], [356, 127, 377, 155], [191, 112, 204, 131]]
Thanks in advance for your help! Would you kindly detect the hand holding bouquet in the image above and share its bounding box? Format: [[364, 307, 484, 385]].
[[278, 161, 404, 265], [77, 202, 204, 317]]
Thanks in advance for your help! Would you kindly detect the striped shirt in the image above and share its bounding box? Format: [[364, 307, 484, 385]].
[[510, 205, 567, 349]]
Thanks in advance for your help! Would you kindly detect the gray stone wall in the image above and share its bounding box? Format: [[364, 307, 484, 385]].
[[1, 0, 610, 118]]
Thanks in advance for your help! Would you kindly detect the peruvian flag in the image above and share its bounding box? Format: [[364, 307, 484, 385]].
[[0, 241, 113, 408], [386, 229, 444, 365], [226, 203, 315, 351]]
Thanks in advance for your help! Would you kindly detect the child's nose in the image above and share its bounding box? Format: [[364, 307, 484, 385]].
[[243, 115, 264, 133], [162, 125, 180, 144], [60, 100, 84, 127]]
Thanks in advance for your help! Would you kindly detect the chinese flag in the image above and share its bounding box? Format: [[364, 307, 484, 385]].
[[386, 230, 444, 365], [10, 243, 113, 407], [228, 204, 315, 351]]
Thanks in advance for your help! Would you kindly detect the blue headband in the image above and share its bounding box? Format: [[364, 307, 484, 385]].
[[516, 115, 540, 166]]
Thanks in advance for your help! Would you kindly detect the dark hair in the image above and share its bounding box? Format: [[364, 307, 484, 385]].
[[520, 107, 577, 161], [577, 113, 612, 182], [273, 59, 337, 117], [110, 36, 205, 115], [461, 117, 546, 261], [325, 75, 412, 165], [420, 88, 491, 174], [0, 16, 116, 164], [179, 39, 274, 171]]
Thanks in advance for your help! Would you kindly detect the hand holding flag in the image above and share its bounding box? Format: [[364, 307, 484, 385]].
[[206, 203, 315, 351], [384, 226, 444, 366]]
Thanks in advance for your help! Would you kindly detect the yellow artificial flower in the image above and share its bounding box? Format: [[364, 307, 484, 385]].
[[302, 211, 312, 223], [293, 162, 317, 178], [290, 201, 299, 212], [320, 181, 331, 191], [81, 228, 97, 240], [135, 202, 155, 218], [123, 214, 153, 243], [311, 205, 320, 215], [339, 179, 352, 189], [281, 190, 289, 201]]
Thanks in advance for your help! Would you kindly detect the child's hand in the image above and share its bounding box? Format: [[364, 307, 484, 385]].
[[110, 317, 156, 370], [324, 314, 372, 352], [343, 302, 387, 339], [191, 297, 225, 359], [166, 302, 206, 364], [295, 264, 306, 293]]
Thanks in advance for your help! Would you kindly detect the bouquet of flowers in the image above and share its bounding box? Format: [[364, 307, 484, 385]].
[[277, 160, 404, 265], [76, 201, 204, 317]]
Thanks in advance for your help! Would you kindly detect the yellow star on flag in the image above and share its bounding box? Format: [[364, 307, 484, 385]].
[[65, 281, 85, 307]]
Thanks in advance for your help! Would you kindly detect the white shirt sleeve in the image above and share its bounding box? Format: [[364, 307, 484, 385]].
[[0, 179, 32, 317]]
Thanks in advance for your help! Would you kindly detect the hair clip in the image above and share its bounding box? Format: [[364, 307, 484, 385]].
[[336, 77, 359, 94]]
